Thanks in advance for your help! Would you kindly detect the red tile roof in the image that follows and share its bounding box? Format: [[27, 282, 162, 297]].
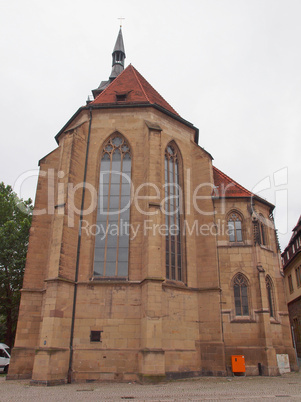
[[91, 64, 179, 116], [213, 166, 253, 198]]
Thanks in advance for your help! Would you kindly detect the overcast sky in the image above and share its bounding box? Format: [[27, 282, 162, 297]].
[[0, 0, 300, 250]]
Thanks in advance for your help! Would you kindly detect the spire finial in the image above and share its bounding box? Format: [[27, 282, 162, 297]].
[[118, 17, 125, 28]]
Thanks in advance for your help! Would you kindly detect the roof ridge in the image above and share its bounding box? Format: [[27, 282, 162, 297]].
[[213, 166, 253, 196], [130, 65, 151, 103], [131, 65, 179, 116], [91, 64, 179, 116]]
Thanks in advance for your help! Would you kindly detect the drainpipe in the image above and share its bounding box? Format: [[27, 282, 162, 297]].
[[212, 197, 226, 373], [68, 107, 93, 383]]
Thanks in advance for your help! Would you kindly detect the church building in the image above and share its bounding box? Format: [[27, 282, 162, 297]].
[[7, 28, 297, 384]]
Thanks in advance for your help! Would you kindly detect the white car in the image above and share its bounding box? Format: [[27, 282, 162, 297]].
[[0, 343, 10, 374]]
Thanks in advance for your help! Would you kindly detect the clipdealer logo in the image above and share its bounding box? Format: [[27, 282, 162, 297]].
[[13, 166, 289, 236]]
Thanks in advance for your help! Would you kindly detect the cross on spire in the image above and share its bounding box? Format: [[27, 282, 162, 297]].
[[118, 17, 125, 27]]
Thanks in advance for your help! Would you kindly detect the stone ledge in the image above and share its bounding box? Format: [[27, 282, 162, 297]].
[[230, 318, 257, 323], [217, 241, 252, 248], [163, 282, 221, 293], [34, 347, 69, 354], [81, 279, 140, 286], [145, 120, 163, 132], [20, 288, 45, 293], [44, 277, 75, 284], [140, 348, 164, 354]]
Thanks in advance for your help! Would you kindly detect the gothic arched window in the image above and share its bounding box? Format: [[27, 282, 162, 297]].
[[164, 143, 184, 282], [228, 212, 243, 242], [259, 215, 267, 246], [233, 273, 249, 316], [266, 275, 275, 318], [93, 134, 131, 277]]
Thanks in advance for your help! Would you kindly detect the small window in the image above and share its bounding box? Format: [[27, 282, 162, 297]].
[[296, 266, 301, 288], [288, 274, 294, 293], [233, 273, 249, 316], [228, 212, 243, 242], [287, 251, 290, 260], [292, 244, 295, 254], [116, 94, 127, 102], [90, 330, 102, 342]]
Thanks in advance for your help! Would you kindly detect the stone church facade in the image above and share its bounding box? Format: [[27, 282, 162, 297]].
[[8, 29, 297, 384]]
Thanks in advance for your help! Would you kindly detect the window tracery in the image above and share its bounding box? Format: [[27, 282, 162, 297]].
[[164, 143, 184, 281], [259, 214, 267, 246], [265, 275, 275, 318], [233, 273, 249, 316], [228, 211, 243, 242], [93, 134, 131, 277]]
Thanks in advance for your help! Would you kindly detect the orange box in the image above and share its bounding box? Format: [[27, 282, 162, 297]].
[[231, 355, 245, 373]]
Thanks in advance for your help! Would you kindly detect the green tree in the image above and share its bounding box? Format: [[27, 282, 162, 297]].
[[0, 182, 32, 347]]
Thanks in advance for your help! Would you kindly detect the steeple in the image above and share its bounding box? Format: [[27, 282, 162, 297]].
[[92, 28, 126, 99], [110, 28, 126, 80]]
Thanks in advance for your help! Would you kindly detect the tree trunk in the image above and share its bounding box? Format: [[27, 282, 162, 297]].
[[5, 306, 13, 347]]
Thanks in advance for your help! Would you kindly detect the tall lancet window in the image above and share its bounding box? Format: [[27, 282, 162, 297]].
[[233, 273, 249, 316], [266, 275, 275, 318], [164, 143, 184, 282], [93, 134, 131, 277]]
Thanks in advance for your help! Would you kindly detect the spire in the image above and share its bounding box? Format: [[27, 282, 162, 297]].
[[113, 28, 125, 56], [92, 28, 126, 99], [110, 28, 126, 80]]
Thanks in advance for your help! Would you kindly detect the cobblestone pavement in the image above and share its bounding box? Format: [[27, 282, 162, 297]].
[[1, 371, 301, 402]]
